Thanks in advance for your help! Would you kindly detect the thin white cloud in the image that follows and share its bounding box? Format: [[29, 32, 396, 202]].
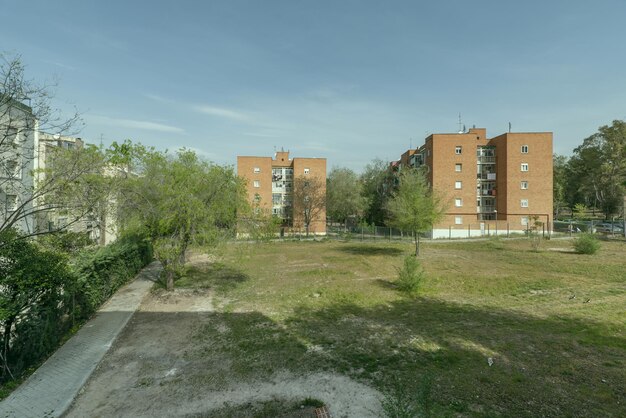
[[89, 115, 185, 134], [193, 105, 249, 121], [43, 60, 76, 71], [143, 93, 171, 103]]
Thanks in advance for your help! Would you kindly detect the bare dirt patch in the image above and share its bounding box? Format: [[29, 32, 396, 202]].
[[66, 287, 382, 418]]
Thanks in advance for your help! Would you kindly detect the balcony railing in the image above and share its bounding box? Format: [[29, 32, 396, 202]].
[[477, 173, 496, 180], [477, 156, 496, 164]]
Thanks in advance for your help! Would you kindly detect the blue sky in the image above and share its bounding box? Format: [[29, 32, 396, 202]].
[[3, 0, 626, 171]]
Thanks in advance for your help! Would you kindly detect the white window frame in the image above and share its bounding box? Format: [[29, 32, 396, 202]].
[[521, 145, 529, 154], [455, 163, 462, 172], [455, 198, 463, 207], [455, 216, 463, 225], [253, 167, 260, 173], [520, 199, 529, 208], [304, 168, 310, 174], [521, 216, 529, 226], [4, 159, 21, 179], [521, 163, 529, 172], [6, 195, 18, 212], [455, 146, 462, 155], [253, 180, 260, 188], [521, 181, 528, 190], [455, 181, 462, 189]]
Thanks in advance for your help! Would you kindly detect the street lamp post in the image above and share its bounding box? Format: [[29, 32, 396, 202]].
[[494, 209, 498, 236]]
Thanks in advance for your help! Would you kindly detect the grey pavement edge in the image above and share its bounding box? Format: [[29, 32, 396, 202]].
[[0, 261, 162, 418]]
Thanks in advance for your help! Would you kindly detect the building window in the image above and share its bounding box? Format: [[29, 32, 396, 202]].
[[253, 180, 260, 188], [253, 167, 260, 173], [6, 195, 18, 212], [521, 216, 529, 226], [455, 163, 462, 172], [254, 193, 261, 202], [521, 145, 529, 154], [455, 216, 462, 225], [455, 198, 463, 207], [304, 168, 310, 174], [521, 163, 529, 172], [4, 159, 20, 178], [455, 181, 462, 189], [521, 181, 528, 190], [272, 193, 281, 204], [455, 146, 462, 155], [521, 199, 529, 208]]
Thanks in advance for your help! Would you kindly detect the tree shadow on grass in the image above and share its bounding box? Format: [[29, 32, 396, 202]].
[[68, 296, 626, 418], [178, 262, 249, 293], [336, 244, 405, 256], [374, 278, 397, 290], [285, 298, 626, 418]]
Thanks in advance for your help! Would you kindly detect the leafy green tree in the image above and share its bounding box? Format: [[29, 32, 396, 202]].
[[326, 167, 366, 229], [360, 158, 397, 225], [572, 203, 587, 221], [239, 198, 281, 242], [553, 154, 569, 218], [117, 147, 246, 290], [385, 169, 446, 256], [567, 120, 626, 218]]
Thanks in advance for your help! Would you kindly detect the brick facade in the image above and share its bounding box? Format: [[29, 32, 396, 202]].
[[237, 151, 327, 234], [402, 128, 553, 238]]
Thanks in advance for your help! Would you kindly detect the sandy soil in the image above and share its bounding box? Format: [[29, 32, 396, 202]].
[[66, 279, 383, 417]]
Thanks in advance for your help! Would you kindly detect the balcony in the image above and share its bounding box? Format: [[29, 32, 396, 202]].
[[478, 189, 496, 196], [477, 173, 496, 180], [477, 156, 496, 164]]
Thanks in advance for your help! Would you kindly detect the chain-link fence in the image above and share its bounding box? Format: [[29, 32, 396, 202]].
[[326, 224, 417, 241]]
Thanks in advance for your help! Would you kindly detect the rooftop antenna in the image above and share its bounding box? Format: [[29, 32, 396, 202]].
[[458, 113, 463, 133], [410, 138, 413, 149], [99, 134, 104, 148], [508, 122, 512, 133]]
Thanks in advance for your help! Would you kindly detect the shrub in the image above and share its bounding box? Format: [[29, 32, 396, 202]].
[[0, 229, 74, 382], [395, 255, 424, 296], [573, 233, 600, 254], [382, 374, 432, 418], [72, 233, 153, 320]]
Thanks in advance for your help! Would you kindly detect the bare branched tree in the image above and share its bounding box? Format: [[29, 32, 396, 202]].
[[0, 53, 103, 243], [292, 175, 326, 236]]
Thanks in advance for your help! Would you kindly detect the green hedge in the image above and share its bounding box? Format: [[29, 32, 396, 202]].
[[0, 232, 152, 385], [72, 234, 153, 320]]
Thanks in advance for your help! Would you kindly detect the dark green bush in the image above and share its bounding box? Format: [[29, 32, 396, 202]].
[[38, 231, 95, 255], [72, 233, 153, 319], [0, 230, 152, 385], [0, 230, 73, 381], [396, 255, 425, 296], [573, 233, 600, 255]]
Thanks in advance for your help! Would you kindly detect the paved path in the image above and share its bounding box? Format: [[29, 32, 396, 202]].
[[0, 261, 161, 418]]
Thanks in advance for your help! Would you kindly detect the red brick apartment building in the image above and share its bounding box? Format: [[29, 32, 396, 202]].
[[237, 151, 327, 234], [400, 127, 553, 238]]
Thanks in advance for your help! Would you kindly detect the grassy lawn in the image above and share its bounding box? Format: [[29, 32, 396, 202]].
[[179, 237, 625, 417]]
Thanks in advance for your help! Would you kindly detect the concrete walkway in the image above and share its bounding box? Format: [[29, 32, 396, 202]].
[[0, 261, 161, 418]]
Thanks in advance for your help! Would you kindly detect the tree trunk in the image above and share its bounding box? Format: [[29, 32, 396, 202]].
[[415, 231, 420, 256], [2, 318, 14, 378], [166, 270, 175, 291]]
